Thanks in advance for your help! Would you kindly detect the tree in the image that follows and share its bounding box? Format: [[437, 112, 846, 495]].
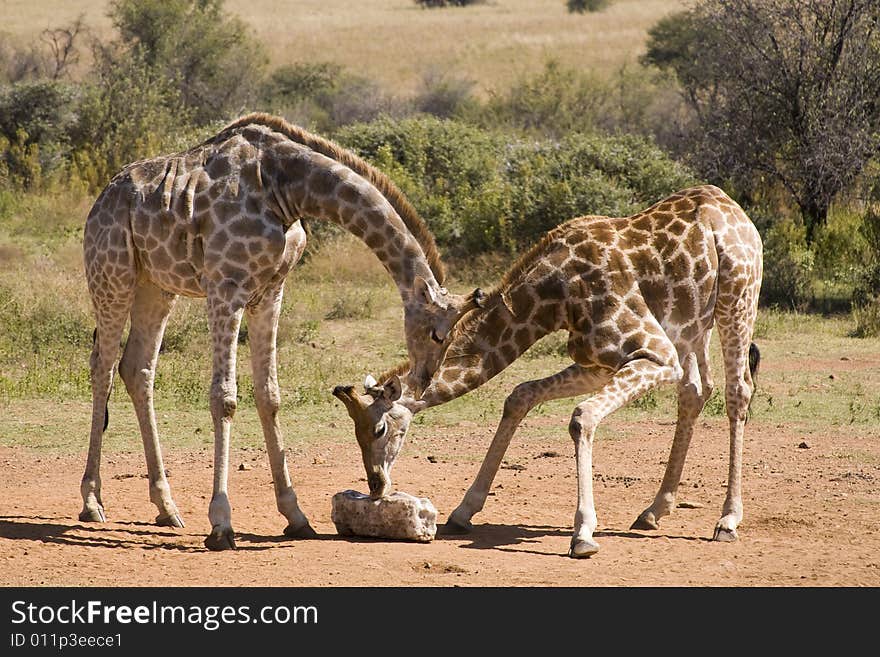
[[108, 0, 267, 124], [643, 0, 880, 242]]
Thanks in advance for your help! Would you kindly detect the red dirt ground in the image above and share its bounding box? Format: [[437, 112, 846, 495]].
[[1, 415, 878, 587]]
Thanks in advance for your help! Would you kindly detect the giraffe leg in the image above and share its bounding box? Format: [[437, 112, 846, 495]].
[[203, 292, 245, 551], [80, 302, 131, 522], [118, 283, 183, 528], [246, 286, 316, 539], [569, 356, 682, 558], [446, 364, 610, 533], [713, 323, 755, 543], [631, 342, 714, 530]]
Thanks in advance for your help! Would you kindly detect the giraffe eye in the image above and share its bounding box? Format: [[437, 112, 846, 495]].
[[430, 329, 444, 344], [374, 421, 387, 439]]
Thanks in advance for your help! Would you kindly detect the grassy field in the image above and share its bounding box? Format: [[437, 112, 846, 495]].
[[3, 205, 880, 460], [0, 0, 686, 94], [2, 0, 877, 457]]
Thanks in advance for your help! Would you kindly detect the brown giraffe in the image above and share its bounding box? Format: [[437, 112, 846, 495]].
[[333, 184, 763, 558], [81, 112, 480, 550]]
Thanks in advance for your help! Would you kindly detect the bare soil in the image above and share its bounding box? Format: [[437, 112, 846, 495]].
[[2, 415, 878, 587]]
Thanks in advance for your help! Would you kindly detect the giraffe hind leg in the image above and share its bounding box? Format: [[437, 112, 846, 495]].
[[80, 302, 131, 523], [118, 283, 183, 528], [631, 341, 714, 531], [568, 354, 683, 558]]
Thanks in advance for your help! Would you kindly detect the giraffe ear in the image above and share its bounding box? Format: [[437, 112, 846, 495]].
[[468, 287, 487, 310], [414, 276, 438, 305], [382, 375, 402, 402]]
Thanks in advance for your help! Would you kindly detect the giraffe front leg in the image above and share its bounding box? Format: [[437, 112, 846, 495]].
[[203, 297, 244, 551], [446, 365, 609, 534], [246, 288, 316, 539]]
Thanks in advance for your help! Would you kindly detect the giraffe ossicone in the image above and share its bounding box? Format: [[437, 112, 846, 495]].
[[333, 184, 763, 558], [80, 113, 477, 549]]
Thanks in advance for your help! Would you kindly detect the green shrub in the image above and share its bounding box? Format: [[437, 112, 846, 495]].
[[484, 60, 612, 138], [760, 218, 815, 310], [0, 79, 79, 186], [336, 116, 504, 250], [109, 0, 267, 125], [567, 0, 612, 13], [851, 297, 880, 338], [69, 47, 193, 191], [850, 205, 880, 336], [413, 70, 478, 119], [337, 116, 698, 255]]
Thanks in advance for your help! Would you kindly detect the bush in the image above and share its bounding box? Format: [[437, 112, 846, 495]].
[[258, 62, 405, 132], [336, 116, 698, 255], [69, 47, 193, 191], [850, 205, 880, 336], [413, 69, 478, 120], [0, 79, 79, 186], [109, 0, 267, 124], [484, 60, 612, 138], [567, 0, 612, 13], [760, 218, 815, 310]]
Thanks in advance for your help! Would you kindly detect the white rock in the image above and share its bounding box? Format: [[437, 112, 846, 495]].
[[331, 490, 437, 542]]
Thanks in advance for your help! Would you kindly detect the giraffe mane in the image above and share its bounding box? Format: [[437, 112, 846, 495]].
[[454, 214, 606, 337], [220, 112, 446, 285], [375, 360, 412, 390], [374, 215, 607, 388]]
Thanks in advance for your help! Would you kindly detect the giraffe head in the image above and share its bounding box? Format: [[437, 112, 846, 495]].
[[332, 374, 413, 498], [404, 279, 484, 398]]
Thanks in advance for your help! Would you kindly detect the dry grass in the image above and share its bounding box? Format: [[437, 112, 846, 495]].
[[1, 0, 686, 94]]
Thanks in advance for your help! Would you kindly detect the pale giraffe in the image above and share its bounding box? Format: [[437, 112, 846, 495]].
[[333, 184, 763, 558], [81, 112, 481, 550]]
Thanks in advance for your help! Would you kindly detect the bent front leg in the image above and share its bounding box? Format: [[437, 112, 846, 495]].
[[446, 364, 611, 533]]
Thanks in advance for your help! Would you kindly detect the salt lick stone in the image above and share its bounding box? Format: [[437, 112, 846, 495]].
[[331, 490, 437, 542]]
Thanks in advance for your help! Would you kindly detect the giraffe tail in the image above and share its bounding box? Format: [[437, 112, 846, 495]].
[[746, 342, 761, 421], [748, 342, 760, 382], [92, 328, 110, 432]]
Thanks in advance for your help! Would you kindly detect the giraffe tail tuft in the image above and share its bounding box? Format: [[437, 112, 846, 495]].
[[746, 342, 761, 422], [93, 328, 110, 432], [748, 342, 760, 382]]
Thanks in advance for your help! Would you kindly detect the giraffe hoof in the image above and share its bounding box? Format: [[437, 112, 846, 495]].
[[440, 518, 473, 535], [79, 507, 106, 523], [204, 527, 236, 551], [283, 521, 317, 539], [568, 537, 600, 558], [630, 512, 659, 531], [712, 525, 738, 542], [156, 513, 185, 528]]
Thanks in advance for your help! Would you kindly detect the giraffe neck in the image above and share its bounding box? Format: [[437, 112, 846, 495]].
[[264, 147, 439, 298], [390, 271, 565, 413]]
